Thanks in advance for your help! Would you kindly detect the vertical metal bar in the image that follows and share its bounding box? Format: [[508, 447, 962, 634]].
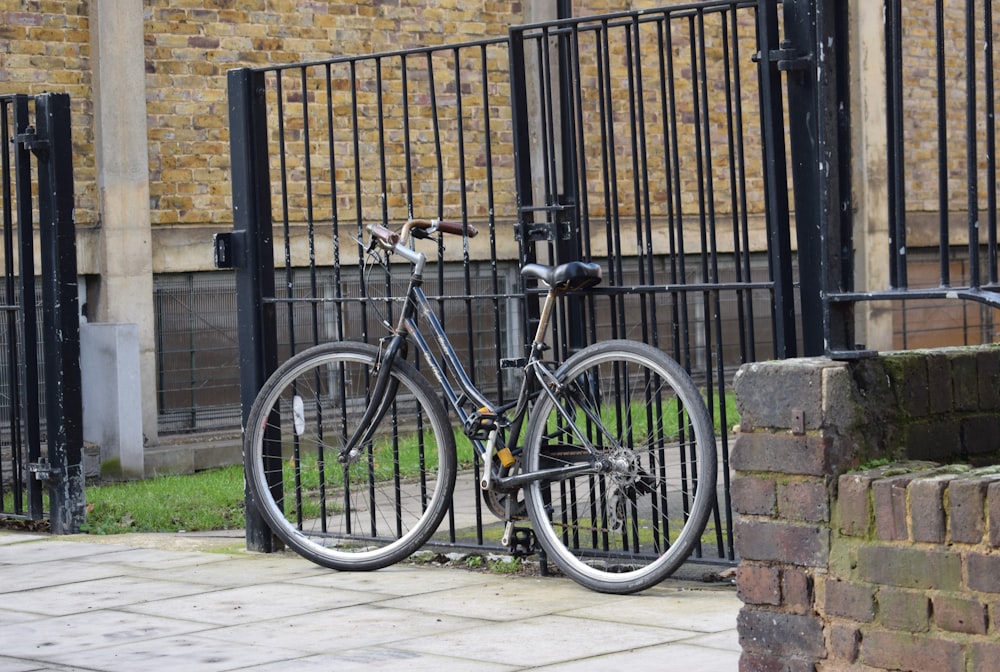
[[566, 25, 600, 350], [349, 60, 371, 346], [509, 26, 542, 330], [0, 99, 15, 514], [274, 72, 297, 360], [11, 95, 42, 520], [34, 93, 84, 535], [726, 6, 757, 365], [886, 0, 907, 290], [324, 62, 343, 337], [816, 0, 855, 354], [301, 66, 319, 347], [985, 0, 998, 284], [935, 0, 951, 286], [665, 19, 692, 370], [598, 20, 627, 340], [781, 0, 825, 356], [228, 67, 281, 553], [624, 17, 655, 347], [2, 98, 28, 517], [557, 20, 586, 356], [756, 0, 797, 359], [965, 0, 980, 288]]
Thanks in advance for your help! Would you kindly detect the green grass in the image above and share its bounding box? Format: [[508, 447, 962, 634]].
[[4, 391, 738, 536], [80, 466, 246, 534], [549, 390, 738, 441]]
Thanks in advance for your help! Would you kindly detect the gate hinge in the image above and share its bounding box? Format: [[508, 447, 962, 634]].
[[753, 40, 811, 72], [13, 126, 50, 156]]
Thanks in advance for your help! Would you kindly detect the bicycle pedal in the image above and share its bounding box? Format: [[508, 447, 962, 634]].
[[464, 407, 498, 438], [507, 526, 536, 558]]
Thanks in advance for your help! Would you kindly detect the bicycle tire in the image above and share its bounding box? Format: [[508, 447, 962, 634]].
[[244, 341, 456, 571], [523, 339, 717, 594]]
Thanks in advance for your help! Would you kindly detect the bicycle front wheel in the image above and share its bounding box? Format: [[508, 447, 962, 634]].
[[523, 340, 717, 594], [244, 341, 456, 571]]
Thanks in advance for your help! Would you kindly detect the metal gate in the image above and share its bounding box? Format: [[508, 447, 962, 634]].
[[0, 93, 85, 534], [820, 0, 1000, 349], [224, 0, 801, 562]]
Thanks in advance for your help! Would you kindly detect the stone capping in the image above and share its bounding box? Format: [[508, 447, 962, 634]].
[[731, 345, 1000, 672]]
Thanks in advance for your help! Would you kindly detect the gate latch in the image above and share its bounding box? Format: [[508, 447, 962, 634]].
[[13, 126, 50, 156], [516, 201, 575, 242], [28, 457, 58, 482], [213, 231, 245, 269], [753, 40, 811, 72]]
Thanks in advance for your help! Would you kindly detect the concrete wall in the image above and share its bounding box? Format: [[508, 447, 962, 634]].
[[80, 322, 144, 480], [732, 347, 1000, 671]]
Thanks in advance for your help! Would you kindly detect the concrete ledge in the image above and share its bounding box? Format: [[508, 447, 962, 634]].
[[144, 435, 243, 477]]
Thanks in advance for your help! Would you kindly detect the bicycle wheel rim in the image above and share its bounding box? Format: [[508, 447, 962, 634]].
[[245, 343, 456, 570], [524, 341, 717, 593]]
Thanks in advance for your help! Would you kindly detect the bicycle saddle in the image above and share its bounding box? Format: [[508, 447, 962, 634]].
[[521, 261, 602, 291]]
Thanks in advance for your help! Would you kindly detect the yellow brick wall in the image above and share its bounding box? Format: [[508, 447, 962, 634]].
[[0, 2, 990, 243], [144, 1, 524, 228], [898, 3, 995, 214], [0, 2, 96, 221]]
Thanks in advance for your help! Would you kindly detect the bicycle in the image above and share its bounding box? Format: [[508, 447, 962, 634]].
[[244, 218, 717, 594]]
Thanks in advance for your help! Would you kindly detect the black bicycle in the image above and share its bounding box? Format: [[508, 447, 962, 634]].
[[244, 218, 716, 594]]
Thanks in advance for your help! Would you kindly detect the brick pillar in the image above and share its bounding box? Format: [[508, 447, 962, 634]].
[[732, 358, 864, 671], [732, 347, 1000, 671]]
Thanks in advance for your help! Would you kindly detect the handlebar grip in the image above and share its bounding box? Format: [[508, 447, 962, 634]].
[[435, 219, 478, 238], [370, 224, 400, 246]]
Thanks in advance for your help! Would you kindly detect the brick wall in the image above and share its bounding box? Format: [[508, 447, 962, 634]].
[[732, 346, 1000, 671], [2, 2, 971, 235], [142, 0, 524, 227], [826, 466, 1000, 671], [0, 1, 96, 219]]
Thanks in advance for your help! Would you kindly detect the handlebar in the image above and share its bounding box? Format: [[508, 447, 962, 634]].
[[406, 218, 478, 239], [369, 218, 478, 249]]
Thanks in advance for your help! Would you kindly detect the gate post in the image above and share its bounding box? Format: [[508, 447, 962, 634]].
[[227, 68, 282, 553], [778, 0, 855, 356], [33, 93, 85, 534], [756, 0, 798, 359], [8, 95, 44, 520]]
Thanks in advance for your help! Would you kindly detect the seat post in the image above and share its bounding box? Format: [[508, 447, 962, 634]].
[[531, 287, 559, 348]]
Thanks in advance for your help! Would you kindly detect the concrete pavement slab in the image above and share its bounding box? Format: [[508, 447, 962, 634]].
[[0, 530, 741, 671]]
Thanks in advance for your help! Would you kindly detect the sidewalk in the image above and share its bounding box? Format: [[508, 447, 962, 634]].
[[0, 530, 741, 671]]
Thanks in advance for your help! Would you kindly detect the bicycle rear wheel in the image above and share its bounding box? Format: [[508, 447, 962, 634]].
[[523, 340, 717, 594], [244, 341, 456, 571]]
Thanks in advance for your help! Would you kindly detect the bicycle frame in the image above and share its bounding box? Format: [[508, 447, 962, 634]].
[[344, 232, 607, 499]]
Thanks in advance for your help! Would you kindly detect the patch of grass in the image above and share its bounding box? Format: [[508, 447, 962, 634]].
[[489, 555, 522, 574], [856, 457, 893, 471], [81, 466, 245, 535]]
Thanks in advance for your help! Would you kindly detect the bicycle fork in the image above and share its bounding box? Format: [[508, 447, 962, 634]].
[[338, 334, 405, 464]]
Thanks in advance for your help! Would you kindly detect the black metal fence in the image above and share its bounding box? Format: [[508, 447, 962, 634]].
[[225, 0, 800, 563], [0, 93, 84, 533], [820, 0, 1000, 351]]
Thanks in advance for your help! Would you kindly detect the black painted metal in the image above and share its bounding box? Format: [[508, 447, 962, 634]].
[[824, 0, 1000, 354], [0, 93, 83, 532], [777, 0, 854, 356], [226, 1, 803, 565], [227, 69, 283, 552], [34, 94, 85, 534], [756, 0, 799, 359]]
